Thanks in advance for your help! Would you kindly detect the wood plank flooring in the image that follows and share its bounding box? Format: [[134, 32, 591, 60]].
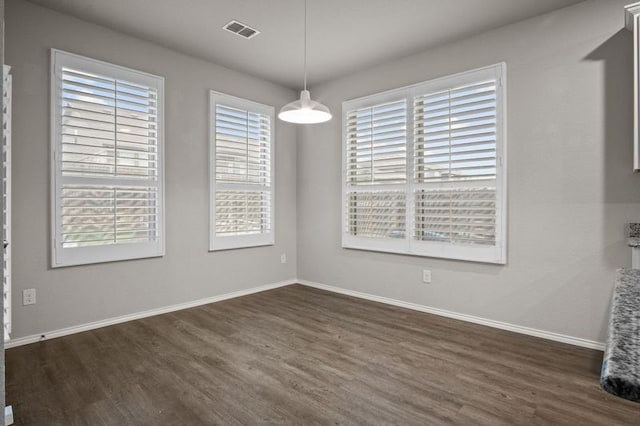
[[6, 284, 640, 425]]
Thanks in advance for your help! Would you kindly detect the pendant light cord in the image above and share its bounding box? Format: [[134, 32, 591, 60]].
[[303, 0, 307, 91], [278, 0, 331, 124]]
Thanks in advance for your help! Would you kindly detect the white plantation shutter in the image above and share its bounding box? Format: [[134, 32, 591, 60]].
[[414, 80, 497, 183], [414, 78, 500, 252], [210, 92, 274, 250], [346, 100, 407, 185], [344, 99, 408, 251], [414, 188, 496, 245], [51, 50, 165, 267], [346, 191, 406, 239], [342, 64, 506, 263]]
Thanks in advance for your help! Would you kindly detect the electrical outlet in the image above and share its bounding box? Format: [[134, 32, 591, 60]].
[[280, 253, 287, 264], [23, 288, 36, 305], [422, 269, 431, 284]]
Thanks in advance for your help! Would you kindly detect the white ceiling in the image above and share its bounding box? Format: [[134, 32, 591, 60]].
[[28, 0, 585, 89]]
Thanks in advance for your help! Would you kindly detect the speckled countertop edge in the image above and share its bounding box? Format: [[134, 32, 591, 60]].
[[616, 267, 640, 285], [627, 224, 640, 247]]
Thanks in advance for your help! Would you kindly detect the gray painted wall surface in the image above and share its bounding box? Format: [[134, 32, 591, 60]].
[[297, 0, 640, 343], [4, 0, 639, 346], [1, 0, 5, 419], [5, 0, 298, 339]]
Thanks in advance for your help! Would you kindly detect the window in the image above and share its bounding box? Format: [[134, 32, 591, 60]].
[[342, 64, 506, 264], [209, 91, 274, 250], [51, 50, 165, 267]]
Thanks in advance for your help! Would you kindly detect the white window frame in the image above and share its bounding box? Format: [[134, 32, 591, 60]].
[[209, 91, 275, 251], [50, 49, 165, 267], [342, 63, 507, 264]]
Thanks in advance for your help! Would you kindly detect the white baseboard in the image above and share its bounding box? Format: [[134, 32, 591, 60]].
[[5, 279, 296, 349], [297, 279, 606, 351], [6, 277, 606, 352], [5, 405, 13, 426]]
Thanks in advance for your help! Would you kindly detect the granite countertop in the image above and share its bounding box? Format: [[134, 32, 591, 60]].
[[616, 267, 640, 285], [601, 268, 640, 402], [627, 223, 640, 247], [627, 237, 640, 248]]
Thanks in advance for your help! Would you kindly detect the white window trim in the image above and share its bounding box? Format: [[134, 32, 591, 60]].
[[209, 91, 275, 251], [50, 49, 166, 267], [342, 63, 507, 264]]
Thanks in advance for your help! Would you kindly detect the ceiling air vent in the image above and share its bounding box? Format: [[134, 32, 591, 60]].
[[223, 20, 260, 39]]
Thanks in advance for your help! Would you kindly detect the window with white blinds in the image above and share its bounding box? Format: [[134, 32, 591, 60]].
[[346, 100, 407, 185], [209, 91, 274, 250], [51, 50, 165, 267], [342, 64, 506, 264]]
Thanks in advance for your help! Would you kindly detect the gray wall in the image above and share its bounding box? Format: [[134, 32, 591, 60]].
[[297, 0, 640, 344], [5, 0, 639, 346], [1, 0, 5, 418], [5, 0, 298, 339]]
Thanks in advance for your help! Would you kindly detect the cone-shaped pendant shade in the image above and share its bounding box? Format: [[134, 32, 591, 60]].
[[278, 90, 332, 124]]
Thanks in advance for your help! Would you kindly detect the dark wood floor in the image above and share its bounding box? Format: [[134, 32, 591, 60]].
[[6, 284, 640, 425]]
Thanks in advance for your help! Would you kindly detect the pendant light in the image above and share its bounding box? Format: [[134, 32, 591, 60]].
[[278, 0, 332, 124]]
